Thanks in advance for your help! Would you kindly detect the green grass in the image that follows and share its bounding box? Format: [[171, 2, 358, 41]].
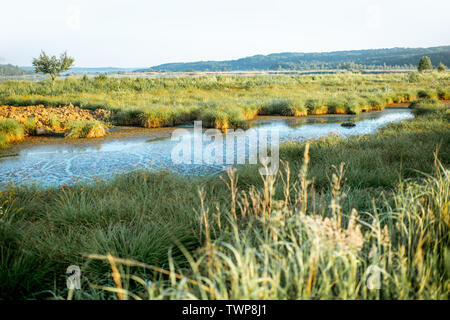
[[409, 99, 450, 119], [0, 100, 448, 299], [0, 117, 108, 147], [237, 101, 449, 190], [259, 98, 307, 116], [84, 162, 448, 300], [22, 117, 37, 135], [0, 119, 24, 148], [0, 172, 227, 299], [1, 73, 448, 130], [66, 120, 107, 138]]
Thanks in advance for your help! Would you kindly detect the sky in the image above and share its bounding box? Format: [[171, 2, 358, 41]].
[[1, 0, 450, 67]]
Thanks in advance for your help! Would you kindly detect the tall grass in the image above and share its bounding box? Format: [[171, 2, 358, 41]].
[[0, 101, 448, 299], [258, 98, 307, 116], [66, 120, 107, 138], [409, 99, 450, 118], [22, 117, 37, 135], [0, 119, 24, 148], [1, 73, 448, 130], [82, 157, 449, 300]]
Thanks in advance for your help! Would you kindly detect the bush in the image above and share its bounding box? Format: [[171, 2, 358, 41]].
[[437, 62, 446, 72], [417, 56, 433, 72], [139, 106, 175, 128], [408, 72, 420, 82]]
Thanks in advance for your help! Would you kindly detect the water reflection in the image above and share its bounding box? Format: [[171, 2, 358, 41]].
[[0, 108, 413, 187]]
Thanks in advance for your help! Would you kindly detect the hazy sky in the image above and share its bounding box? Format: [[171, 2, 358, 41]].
[[1, 0, 449, 67]]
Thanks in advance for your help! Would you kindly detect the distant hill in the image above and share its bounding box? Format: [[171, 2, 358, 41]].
[[141, 46, 450, 72], [0, 64, 33, 76]]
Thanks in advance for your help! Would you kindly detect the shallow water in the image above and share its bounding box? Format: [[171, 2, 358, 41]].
[[0, 108, 413, 188]]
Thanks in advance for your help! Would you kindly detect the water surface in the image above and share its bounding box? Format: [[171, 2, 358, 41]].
[[0, 108, 413, 187]]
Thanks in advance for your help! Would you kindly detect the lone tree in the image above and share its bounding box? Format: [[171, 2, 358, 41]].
[[437, 62, 447, 72], [32, 51, 75, 87], [417, 56, 433, 72]]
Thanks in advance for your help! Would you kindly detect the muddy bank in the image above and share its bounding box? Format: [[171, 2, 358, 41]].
[[0, 103, 111, 132]]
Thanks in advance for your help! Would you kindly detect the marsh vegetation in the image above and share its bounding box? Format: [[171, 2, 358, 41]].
[[0, 95, 448, 299], [0, 73, 448, 136]]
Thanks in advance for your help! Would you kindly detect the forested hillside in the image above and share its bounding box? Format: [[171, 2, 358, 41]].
[[0, 64, 33, 76], [144, 46, 450, 72]]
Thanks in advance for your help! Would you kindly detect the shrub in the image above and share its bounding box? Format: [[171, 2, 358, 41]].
[[408, 98, 439, 108], [239, 101, 260, 120], [408, 72, 420, 82], [95, 73, 108, 81], [437, 62, 446, 72], [399, 91, 413, 102], [417, 56, 433, 72]]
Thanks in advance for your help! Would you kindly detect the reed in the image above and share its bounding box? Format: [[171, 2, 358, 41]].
[[0, 101, 448, 299], [0, 118, 24, 148], [66, 120, 107, 138], [1, 73, 448, 130]]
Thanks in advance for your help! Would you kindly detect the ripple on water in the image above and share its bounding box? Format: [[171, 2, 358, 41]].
[[0, 109, 413, 188]]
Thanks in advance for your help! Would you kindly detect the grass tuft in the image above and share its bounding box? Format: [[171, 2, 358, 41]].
[[0, 119, 24, 148], [66, 120, 107, 138]]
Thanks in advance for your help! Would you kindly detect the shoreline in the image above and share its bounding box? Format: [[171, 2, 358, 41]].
[[0, 105, 410, 156]]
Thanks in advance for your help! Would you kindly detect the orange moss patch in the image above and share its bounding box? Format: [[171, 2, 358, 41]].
[[0, 104, 111, 132]]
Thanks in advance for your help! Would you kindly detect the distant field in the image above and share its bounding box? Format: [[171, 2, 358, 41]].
[[0, 72, 448, 132], [0, 68, 417, 81]]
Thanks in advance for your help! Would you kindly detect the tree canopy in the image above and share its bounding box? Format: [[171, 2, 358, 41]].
[[32, 51, 75, 86], [417, 56, 433, 72], [0, 64, 33, 76], [141, 46, 450, 72]]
